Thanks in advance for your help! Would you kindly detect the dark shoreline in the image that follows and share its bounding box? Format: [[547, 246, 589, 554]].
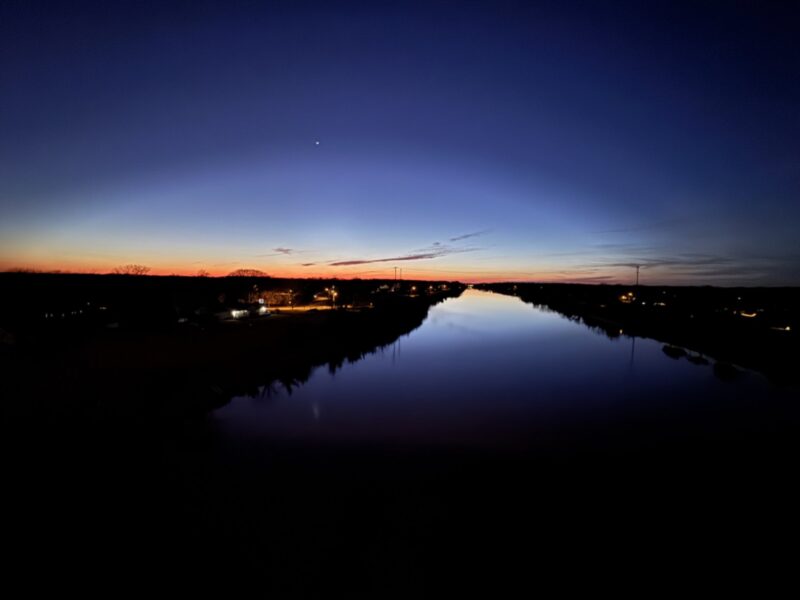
[[478, 282, 800, 385], [1, 280, 464, 429]]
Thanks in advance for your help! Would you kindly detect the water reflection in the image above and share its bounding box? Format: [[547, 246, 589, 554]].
[[218, 289, 797, 449]]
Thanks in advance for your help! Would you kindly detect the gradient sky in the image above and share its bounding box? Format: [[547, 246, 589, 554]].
[[1, 0, 799, 284]]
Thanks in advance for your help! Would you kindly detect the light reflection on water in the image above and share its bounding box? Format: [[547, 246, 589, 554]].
[[216, 289, 792, 448]]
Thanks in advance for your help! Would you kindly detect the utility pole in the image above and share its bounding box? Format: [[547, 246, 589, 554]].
[[634, 265, 640, 287]]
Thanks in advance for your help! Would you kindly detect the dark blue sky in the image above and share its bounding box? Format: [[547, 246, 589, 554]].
[[2, 0, 799, 283]]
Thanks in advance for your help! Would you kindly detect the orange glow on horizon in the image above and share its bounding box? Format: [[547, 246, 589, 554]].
[[0, 257, 641, 285], [0, 256, 667, 285]]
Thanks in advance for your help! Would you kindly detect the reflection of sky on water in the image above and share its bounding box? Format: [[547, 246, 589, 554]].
[[217, 290, 794, 448]]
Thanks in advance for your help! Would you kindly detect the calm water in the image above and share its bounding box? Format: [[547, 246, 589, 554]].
[[216, 289, 796, 450]]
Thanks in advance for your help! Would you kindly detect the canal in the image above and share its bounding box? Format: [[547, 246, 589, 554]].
[[216, 288, 795, 451], [196, 289, 799, 590]]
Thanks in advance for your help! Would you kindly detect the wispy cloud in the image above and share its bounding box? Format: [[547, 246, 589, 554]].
[[449, 229, 491, 242], [329, 245, 480, 267], [256, 247, 298, 257], [602, 254, 737, 270], [331, 253, 443, 267], [563, 250, 796, 284], [292, 231, 491, 269]]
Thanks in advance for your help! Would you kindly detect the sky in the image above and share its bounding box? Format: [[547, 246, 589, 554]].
[[1, 0, 799, 284]]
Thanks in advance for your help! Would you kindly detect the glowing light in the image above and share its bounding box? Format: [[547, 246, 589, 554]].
[[230, 309, 249, 319], [739, 311, 757, 318]]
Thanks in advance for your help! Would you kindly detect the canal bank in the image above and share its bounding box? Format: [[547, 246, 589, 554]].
[[1, 288, 464, 428]]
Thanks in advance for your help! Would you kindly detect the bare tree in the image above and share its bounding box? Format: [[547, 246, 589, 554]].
[[227, 268, 268, 277], [197, 269, 211, 277], [112, 264, 151, 275]]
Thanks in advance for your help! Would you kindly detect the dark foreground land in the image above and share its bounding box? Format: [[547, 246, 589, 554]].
[[0, 273, 461, 424], [479, 282, 800, 384], [2, 275, 799, 594]]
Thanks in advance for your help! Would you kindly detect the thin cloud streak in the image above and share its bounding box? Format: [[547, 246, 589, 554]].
[[561, 251, 798, 285], [449, 229, 491, 242], [256, 247, 299, 257], [329, 246, 480, 267]]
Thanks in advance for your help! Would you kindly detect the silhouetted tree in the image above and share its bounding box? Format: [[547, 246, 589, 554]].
[[227, 269, 268, 277], [197, 269, 211, 277], [112, 264, 151, 275]]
